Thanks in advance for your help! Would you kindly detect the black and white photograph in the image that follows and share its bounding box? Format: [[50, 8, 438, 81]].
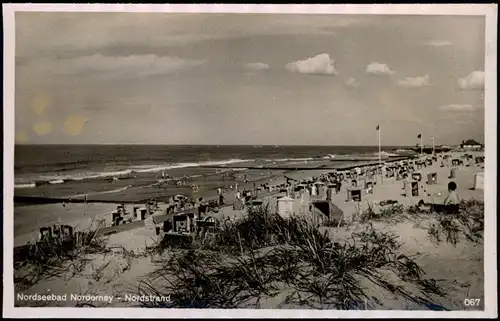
[[3, 3, 497, 318]]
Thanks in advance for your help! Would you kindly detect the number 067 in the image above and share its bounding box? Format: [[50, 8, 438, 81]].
[[464, 298, 481, 306]]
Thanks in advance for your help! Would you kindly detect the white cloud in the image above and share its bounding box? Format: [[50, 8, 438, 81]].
[[365, 62, 395, 76], [245, 62, 270, 71], [345, 78, 360, 87], [397, 75, 431, 88], [50, 54, 204, 79], [458, 70, 485, 90], [424, 40, 453, 47], [285, 54, 338, 75], [439, 104, 478, 112]]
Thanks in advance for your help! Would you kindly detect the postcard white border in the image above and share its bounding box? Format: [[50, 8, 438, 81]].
[[3, 3, 497, 319]]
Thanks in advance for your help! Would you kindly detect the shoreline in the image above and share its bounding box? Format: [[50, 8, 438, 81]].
[[14, 156, 412, 207], [12, 154, 427, 248]]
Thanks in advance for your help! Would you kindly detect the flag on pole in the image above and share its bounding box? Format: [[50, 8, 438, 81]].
[[417, 134, 422, 139], [376, 124, 382, 183], [430, 136, 434, 140]]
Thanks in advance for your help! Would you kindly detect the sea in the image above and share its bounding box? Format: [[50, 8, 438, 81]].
[[14, 145, 409, 203]]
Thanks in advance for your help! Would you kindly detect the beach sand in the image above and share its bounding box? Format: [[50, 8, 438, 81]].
[[12, 156, 390, 247], [14, 203, 120, 247], [13, 151, 486, 309]]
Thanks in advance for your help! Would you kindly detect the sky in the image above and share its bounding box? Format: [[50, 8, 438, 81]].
[[14, 12, 486, 146]]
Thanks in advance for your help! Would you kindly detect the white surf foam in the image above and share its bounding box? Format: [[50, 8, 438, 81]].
[[131, 158, 251, 173], [37, 169, 134, 183], [14, 183, 36, 189], [48, 179, 65, 184], [263, 157, 315, 162], [69, 185, 133, 198], [373, 151, 400, 157]]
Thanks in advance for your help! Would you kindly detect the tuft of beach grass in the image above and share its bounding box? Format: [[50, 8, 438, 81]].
[[134, 200, 485, 309], [14, 223, 109, 288]]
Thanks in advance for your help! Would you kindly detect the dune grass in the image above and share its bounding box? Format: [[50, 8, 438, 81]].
[[426, 199, 484, 246], [14, 226, 109, 288], [137, 205, 460, 309], [14, 198, 483, 309], [354, 199, 484, 247]]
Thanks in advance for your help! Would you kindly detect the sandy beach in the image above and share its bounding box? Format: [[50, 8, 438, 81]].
[[13, 150, 486, 310], [13, 153, 407, 246]]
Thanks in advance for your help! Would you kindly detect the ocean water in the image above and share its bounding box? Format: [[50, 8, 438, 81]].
[[13, 145, 406, 201], [14, 145, 405, 183]]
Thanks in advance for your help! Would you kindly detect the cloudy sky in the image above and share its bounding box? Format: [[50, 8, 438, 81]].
[[14, 12, 486, 145]]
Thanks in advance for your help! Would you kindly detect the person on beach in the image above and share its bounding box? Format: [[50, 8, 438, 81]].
[[355, 167, 361, 178], [219, 192, 225, 206], [335, 179, 342, 194], [84, 193, 88, 206], [416, 181, 460, 214], [444, 181, 460, 205]]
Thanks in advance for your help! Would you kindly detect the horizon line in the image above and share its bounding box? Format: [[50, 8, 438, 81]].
[[13, 143, 458, 147]]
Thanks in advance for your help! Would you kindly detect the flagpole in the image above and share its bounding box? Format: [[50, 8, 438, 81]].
[[377, 125, 383, 184], [432, 137, 435, 156], [378, 127, 381, 167], [420, 136, 423, 157]]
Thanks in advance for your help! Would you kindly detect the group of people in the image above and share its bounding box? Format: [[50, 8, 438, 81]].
[[166, 195, 193, 215], [278, 174, 342, 198], [217, 182, 254, 206], [160, 153, 466, 218], [157, 171, 194, 187], [63, 193, 88, 208], [158, 169, 254, 207]]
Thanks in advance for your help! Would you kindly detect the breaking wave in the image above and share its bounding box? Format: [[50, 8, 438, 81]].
[[69, 185, 133, 198], [14, 158, 252, 187]]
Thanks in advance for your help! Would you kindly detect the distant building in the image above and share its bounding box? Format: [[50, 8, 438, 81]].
[[460, 139, 483, 150]]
